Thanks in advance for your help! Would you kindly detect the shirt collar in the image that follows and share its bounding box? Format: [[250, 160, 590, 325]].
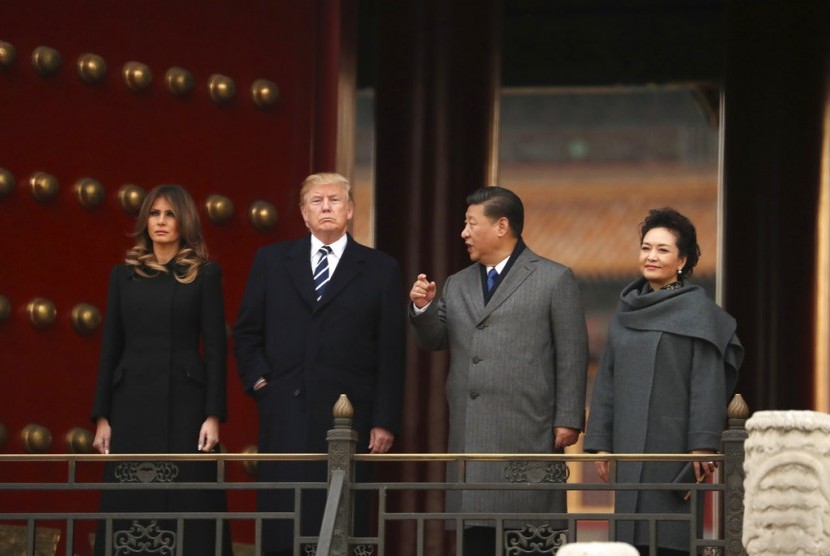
[[310, 233, 348, 260]]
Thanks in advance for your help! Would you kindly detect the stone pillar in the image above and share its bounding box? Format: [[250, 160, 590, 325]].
[[743, 410, 830, 555], [722, 394, 750, 556], [558, 542, 638, 555], [326, 394, 359, 556]]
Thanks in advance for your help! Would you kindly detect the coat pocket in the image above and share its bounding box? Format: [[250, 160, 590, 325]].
[[183, 362, 206, 385]]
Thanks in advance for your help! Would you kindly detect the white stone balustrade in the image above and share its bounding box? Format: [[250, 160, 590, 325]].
[[743, 410, 830, 555], [558, 542, 638, 555]]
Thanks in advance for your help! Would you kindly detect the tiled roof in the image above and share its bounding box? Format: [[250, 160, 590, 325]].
[[506, 163, 719, 280]]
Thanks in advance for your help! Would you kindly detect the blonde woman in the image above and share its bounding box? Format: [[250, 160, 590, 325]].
[[91, 184, 229, 555]]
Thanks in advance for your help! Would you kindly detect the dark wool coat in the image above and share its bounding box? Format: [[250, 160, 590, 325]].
[[91, 261, 229, 556], [233, 234, 406, 552], [410, 245, 589, 530], [584, 278, 743, 551]]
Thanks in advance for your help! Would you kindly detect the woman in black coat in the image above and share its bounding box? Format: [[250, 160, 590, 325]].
[[91, 184, 230, 555]]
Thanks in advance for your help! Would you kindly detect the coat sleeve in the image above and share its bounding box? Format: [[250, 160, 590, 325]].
[[408, 276, 452, 351], [370, 259, 406, 434], [686, 337, 729, 451], [90, 266, 125, 422], [549, 268, 589, 431], [233, 248, 274, 394], [201, 262, 227, 420], [583, 329, 616, 453]]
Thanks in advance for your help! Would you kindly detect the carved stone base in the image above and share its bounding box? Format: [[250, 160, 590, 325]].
[[558, 542, 638, 555], [743, 410, 830, 555]]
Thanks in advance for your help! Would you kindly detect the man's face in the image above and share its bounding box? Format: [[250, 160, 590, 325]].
[[460, 203, 502, 265], [300, 182, 354, 241]]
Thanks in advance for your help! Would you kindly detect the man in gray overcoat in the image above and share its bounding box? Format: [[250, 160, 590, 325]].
[[409, 186, 589, 556]]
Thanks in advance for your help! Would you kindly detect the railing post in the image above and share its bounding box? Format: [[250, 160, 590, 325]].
[[721, 393, 750, 556], [325, 394, 358, 556]]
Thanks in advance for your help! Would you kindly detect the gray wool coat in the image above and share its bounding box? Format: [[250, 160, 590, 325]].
[[410, 245, 589, 528], [584, 278, 743, 551]]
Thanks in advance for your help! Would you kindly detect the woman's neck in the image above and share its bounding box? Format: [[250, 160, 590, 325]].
[[153, 243, 179, 265]]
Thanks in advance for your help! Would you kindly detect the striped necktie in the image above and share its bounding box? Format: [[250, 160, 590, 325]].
[[313, 245, 333, 302]]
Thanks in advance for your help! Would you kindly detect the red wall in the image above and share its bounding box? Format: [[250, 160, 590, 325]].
[[0, 1, 330, 551]]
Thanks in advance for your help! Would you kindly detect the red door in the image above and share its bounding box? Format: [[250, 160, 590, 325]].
[[0, 1, 340, 552]]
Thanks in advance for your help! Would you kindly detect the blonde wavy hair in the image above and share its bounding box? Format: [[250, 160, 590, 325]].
[[125, 184, 208, 284]]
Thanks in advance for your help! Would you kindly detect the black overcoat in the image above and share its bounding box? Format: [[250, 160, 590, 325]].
[[91, 261, 228, 555], [233, 234, 406, 551]]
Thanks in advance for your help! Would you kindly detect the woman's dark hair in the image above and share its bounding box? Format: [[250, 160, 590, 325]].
[[640, 207, 701, 277], [465, 186, 524, 236]]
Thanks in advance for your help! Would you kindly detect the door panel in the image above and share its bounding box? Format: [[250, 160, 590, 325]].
[[0, 1, 327, 551]]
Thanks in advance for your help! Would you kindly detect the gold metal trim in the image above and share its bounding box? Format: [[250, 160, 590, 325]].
[[73, 178, 105, 209], [208, 74, 235, 104], [21, 423, 52, 453], [76, 52, 107, 84], [205, 194, 234, 224], [0, 167, 14, 198], [249, 200, 278, 232], [71, 303, 102, 335], [165, 66, 194, 96], [26, 297, 57, 329], [29, 171, 59, 202], [122, 61, 153, 92], [65, 427, 94, 454], [0, 294, 9, 323], [31, 45, 62, 76], [250, 78, 279, 109], [0, 40, 16, 68], [118, 184, 146, 215], [0, 524, 60, 555], [241, 445, 258, 477]]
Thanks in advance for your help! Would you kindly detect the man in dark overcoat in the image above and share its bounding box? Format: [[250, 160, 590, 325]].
[[234, 172, 405, 555]]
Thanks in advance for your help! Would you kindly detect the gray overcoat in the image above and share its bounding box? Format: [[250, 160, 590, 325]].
[[410, 246, 588, 528], [584, 278, 743, 551]]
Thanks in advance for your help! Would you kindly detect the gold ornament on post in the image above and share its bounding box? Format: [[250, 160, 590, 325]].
[[29, 171, 59, 202], [31, 46, 62, 76], [122, 61, 153, 92], [249, 201, 278, 232], [250, 79, 279, 109], [65, 427, 94, 454], [165, 66, 194, 96], [73, 178, 105, 209], [76, 52, 107, 84], [0, 294, 10, 323], [21, 424, 52, 453], [205, 194, 234, 224], [71, 303, 102, 335], [26, 298, 57, 329], [241, 445, 258, 477], [0, 40, 16, 68], [208, 74, 235, 104], [0, 167, 14, 198], [118, 184, 146, 215]]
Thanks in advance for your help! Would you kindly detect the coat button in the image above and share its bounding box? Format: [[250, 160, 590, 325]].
[[472, 356, 481, 364], [469, 392, 480, 400], [293, 388, 301, 397]]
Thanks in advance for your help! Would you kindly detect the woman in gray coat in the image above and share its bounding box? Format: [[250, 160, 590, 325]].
[[584, 208, 743, 556]]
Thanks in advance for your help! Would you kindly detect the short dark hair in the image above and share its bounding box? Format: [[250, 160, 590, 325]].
[[640, 207, 701, 277], [466, 186, 524, 237]]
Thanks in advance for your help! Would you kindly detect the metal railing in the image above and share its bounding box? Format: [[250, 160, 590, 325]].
[[0, 395, 749, 556]]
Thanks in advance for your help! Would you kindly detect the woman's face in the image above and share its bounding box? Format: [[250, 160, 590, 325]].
[[147, 196, 181, 249], [640, 227, 687, 290]]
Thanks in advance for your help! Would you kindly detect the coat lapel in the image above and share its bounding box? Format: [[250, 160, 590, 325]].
[[316, 234, 364, 310], [477, 249, 537, 323], [287, 235, 317, 308]]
